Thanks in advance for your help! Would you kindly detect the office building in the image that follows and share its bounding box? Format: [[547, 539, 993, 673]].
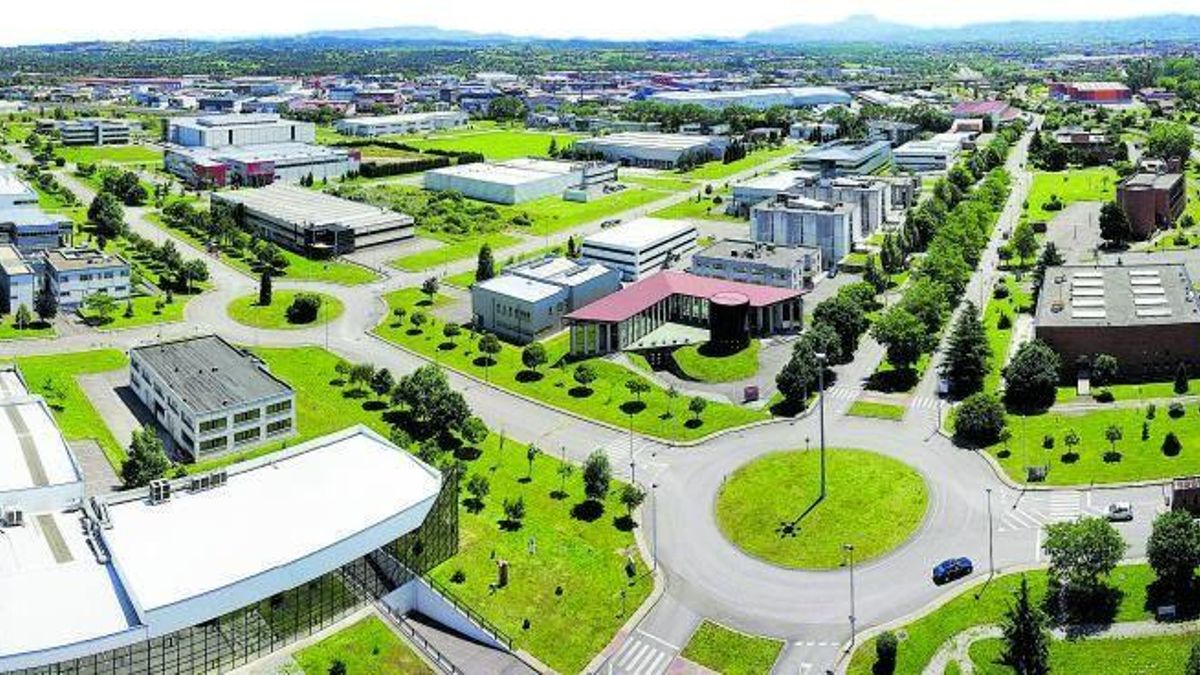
[[751, 194, 856, 268], [167, 113, 315, 147], [690, 238, 821, 289], [471, 256, 621, 343], [647, 86, 851, 110], [565, 270, 804, 355], [1035, 264, 1200, 378], [867, 120, 921, 147], [44, 248, 130, 309], [1117, 172, 1186, 238], [788, 174, 888, 238], [574, 133, 730, 169], [0, 244, 35, 313], [893, 134, 964, 172], [37, 118, 132, 146], [580, 217, 698, 281], [0, 166, 38, 209], [130, 335, 296, 459], [795, 139, 892, 176], [335, 111, 470, 136], [0, 207, 73, 255], [424, 158, 617, 205], [730, 170, 818, 216], [165, 143, 360, 188], [211, 184, 413, 256]]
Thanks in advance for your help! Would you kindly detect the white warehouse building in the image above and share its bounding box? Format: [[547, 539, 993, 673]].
[[471, 256, 622, 343], [581, 217, 698, 281], [167, 113, 315, 147], [648, 86, 852, 110], [423, 158, 617, 205], [335, 111, 470, 136], [574, 133, 729, 169]]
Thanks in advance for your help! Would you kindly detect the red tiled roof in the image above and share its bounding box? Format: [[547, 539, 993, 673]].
[[951, 100, 1017, 118], [565, 271, 803, 323]]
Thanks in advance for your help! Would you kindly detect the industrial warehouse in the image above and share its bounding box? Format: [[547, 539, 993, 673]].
[[573, 132, 729, 169], [335, 110, 470, 136], [211, 183, 414, 256], [423, 158, 618, 205]]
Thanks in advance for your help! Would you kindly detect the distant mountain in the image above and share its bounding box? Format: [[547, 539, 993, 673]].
[[746, 13, 1200, 44], [299, 25, 522, 43]]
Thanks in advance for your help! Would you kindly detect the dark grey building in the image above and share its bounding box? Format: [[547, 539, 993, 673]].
[[690, 238, 822, 289]]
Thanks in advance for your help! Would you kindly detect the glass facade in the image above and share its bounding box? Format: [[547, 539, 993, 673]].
[[13, 468, 460, 675]]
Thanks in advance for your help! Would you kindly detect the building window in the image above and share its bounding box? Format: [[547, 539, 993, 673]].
[[266, 418, 292, 436], [199, 417, 227, 434], [234, 427, 261, 445], [199, 436, 227, 453], [266, 400, 292, 416], [234, 409, 262, 425]]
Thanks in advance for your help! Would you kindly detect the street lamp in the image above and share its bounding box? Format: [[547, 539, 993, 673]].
[[651, 482, 659, 572], [816, 352, 827, 499], [986, 488, 995, 581], [843, 543, 856, 652]]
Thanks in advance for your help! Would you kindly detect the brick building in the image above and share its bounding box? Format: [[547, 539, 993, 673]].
[[1117, 172, 1186, 238]]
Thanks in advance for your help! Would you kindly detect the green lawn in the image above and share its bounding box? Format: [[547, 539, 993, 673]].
[[80, 293, 189, 330], [622, 174, 699, 192], [7, 350, 129, 468], [55, 144, 162, 165], [680, 621, 784, 675], [680, 145, 796, 181], [715, 449, 928, 569], [374, 288, 768, 441], [226, 290, 344, 330], [1024, 167, 1118, 223], [847, 400, 907, 421], [390, 232, 522, 272], [294, 615, 433, 675], [0, 315, 55, 340], [983, 276, 1032, 393], [970, 632, 1199, 675], [404, 128, 582, 161], [518, 186, 672, 236], [652, 190, 742, 222], [672, 341, 760, 383], [847, 564, 1156, 675]]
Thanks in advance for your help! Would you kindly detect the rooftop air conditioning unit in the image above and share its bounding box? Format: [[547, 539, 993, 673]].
[[1055, 274, 1066, 284], [90, 496, 112, 529], [149, 479, 172, 504], [1050, 300, 1064, 313], [2, 508, 25, 527]]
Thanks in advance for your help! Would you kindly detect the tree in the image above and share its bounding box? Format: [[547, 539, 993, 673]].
[[954, 392, 1007, 446], [625, 378, 651, 403], [573, 363, 597, 391], [1091, 354, 1118, 387], [863, 254, 886, 293], [1104, 424, 1123, 455], [285, 293, 322, 324], [476, 243, 496, 282], [688, 396, 708, 422], [87, 192, 125, 239], [328, 659, 347, 675], [1147, 120, 1194, 161], [521, 342, 547, 374], [1003, 340, 1061, 412], [488, 95, 527, 122], [776, 338, 820, 405], [460, 415, 489, 448], [1147, 510, 1200, 596], [390, 364, 472, 438], [1011, 220, 1038, 265], [258, 270, 272, 306], [1188, 641, 1200, 675], [942, 302, 990, 398], [84, 291, 117, 325], [1099, 201, 1132, 244], [465, 474, 490, 511], [34, 284, 57, 321], [811, 295, 868, 359], [582, 450, 612, 502], [180, 259, 208, 293], [620, 484, 646, 516], [1064, 429, 1081, 459], [347, 362, 375, 393], [1042, 517, 1127, 593], [443, 322, 462, 343], [525, 443, 541, 480], [1031, 243, 1065, 302], [871, 307, 925, 373], [409, 311, 427, 331], [875, 631, 899, 674], [369, 368, 394, 398], [421, 276, 440, 302], [478, 333, 501, 380], [999, 576, 1050, 675], [502, 497, 526, 525], [14, 304, 31, 329], [121, 426, 170, 488], [1178, 363, 1191, 395], [392, 307, 407, 326]]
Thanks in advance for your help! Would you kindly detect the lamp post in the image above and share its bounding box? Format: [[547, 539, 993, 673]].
[[843, 543, 856, 652], [986, 487, 995, 581], [628, 410, 636, 485], [816, 352, 827, 499], [651, 482, 659, 572]]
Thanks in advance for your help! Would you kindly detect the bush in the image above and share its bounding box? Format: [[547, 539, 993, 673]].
[[874, 630, 898, 674], [1164, 432, 1183, 457], [993, 282, 1010, 299], [1094, 389, 1114, 403], [1147, 403, 1157, 420], [997, 313, 1012, 330], [1170, 401, 1186, 419], [954, 392, 1007, 447], [285, 293, 323, 324], [1042, 434, 1055, 449], [450, 568, 467, 584]]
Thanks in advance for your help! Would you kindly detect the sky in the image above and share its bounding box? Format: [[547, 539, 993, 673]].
[[0, 0, 1197, 46]]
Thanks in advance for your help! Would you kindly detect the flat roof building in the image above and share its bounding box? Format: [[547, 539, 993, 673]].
[[795, 139, 892, 176], [211, 184, 413, 256], [581, 217, 698, 281], [751, 194, 858, 269], [1117, 172, 1186, 239], [0, 243, 35, 314], [1035, 263, 1200, 378], [44, 247, 131, 309], [690, 238, 821, 290], [893, 134, 964, 172], [648, 86, 851, 110], [0, 166, 38, 209], [423, 158, 617, 205], [574, 132, 729, 169], [471, 256, 621, 344], [0, 207, 74, 255], [165, 142, 360, 188], [37, 118, 132, 146], [1049, 81, 1132, 105], [129, 335, 296, 460], [335, 111, 470, 137], [168, 113, 315, 148], [730, 169, 818, 216]]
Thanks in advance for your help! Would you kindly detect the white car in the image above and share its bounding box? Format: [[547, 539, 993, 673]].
[[1105, 502, 1134, 522]]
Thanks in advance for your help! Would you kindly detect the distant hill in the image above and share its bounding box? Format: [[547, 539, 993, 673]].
[[745, 13, 1200, 44], [299, 25, 520, 43]]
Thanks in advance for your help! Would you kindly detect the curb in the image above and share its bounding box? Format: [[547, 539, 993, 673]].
[[972, 444, 1174, 492]]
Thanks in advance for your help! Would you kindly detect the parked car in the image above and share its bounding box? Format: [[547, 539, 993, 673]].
[[932, 557, 974, 585], [1105, 502, 1134, 522], [601, 218, 621, 228]]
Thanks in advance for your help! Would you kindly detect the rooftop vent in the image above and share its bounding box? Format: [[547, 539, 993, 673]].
[[149, 479, 172, 505], [1050, 300, 1064, 313], [1, 507, 24, 527]]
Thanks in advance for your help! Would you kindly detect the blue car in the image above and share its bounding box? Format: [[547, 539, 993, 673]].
[[932, 557, 974, 585]]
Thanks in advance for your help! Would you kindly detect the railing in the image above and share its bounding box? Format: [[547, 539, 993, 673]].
[[380, 600, 463, 675], [422, 571, 515, 650]]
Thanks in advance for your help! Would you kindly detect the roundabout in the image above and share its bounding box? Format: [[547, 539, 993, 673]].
[[226, 289, 345, 330], [715, 448, 929, 569]]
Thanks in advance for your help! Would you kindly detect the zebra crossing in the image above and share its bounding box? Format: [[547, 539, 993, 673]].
[[603, 630, 677, 675], [593, 434, 667, 480], [996, 492, 1103, 533]]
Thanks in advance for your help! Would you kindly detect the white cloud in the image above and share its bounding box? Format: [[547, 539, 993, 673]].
[[0, 0, 1196, 46]]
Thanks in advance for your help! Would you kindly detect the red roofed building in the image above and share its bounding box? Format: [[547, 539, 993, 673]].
[[949, 101, 1022, 127], [1049, 81, 1132, 105], [565, 270, 804, 355]]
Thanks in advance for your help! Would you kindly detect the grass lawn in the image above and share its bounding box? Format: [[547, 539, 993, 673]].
[[391, 232, 522, 272], [404, 128, 582, 161], [652, 190, 742, 223], [715, 449, 928, 569], [8, 350, 129, 468], [226, 290, 344, 330], [375, 288, 767, 441], [970, 632, 1199, 675], [622, 174, 699, 192], [1024, 167, 1118, 223], [680, 621, 784, 675], [79, 293, 190, 330], [680, 145, 796, 181], [243, 344, 650, 672], [673, 341, 760, 383], [983, 276, 1032, 393], [143, 212, 378, 285], [294, 615, 433, 675], [0, 315, 55, 340], [847, 401, 906, 421], [518, 186, 672, 236], [55, 144, 162, 165], [847, 564, 1156, 675]]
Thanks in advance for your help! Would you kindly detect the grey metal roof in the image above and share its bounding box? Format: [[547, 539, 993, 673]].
[[131, 335, 292, 414]]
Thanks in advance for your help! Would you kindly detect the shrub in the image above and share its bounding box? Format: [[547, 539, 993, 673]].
[[1094, 389, 1114, 403], [450, 568, 467, 584], [993, 282, 1010, 299], [1042, 434, 1055, 449], [875, 631, 899, 673], [1170, 401, 1186, 419], [997, 313, 1012, 330], [954, 392, 1007, 447], [1147, 403, 1157, 420], [1163, 432, 1183, 457], [285, 293, 322, 324]]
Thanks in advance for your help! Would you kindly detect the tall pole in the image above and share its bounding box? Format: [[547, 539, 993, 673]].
[[652, 482, 659, 572], [817, 352, 827, 499], [628, 411, 636, 485], [844, 543, 856, 652], [986, 488, 995, 581]]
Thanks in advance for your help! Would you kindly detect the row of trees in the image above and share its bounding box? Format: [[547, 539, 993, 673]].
[[161, 199, 291, 275]]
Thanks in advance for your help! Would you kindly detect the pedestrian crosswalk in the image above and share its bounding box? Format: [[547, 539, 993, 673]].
[[593, 435, 667, 480], [996, 492, 1103, 533], [603, 630, 677, 675]]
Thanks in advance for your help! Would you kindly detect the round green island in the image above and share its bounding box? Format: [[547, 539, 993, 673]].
[[227, 290, 344, 330]]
